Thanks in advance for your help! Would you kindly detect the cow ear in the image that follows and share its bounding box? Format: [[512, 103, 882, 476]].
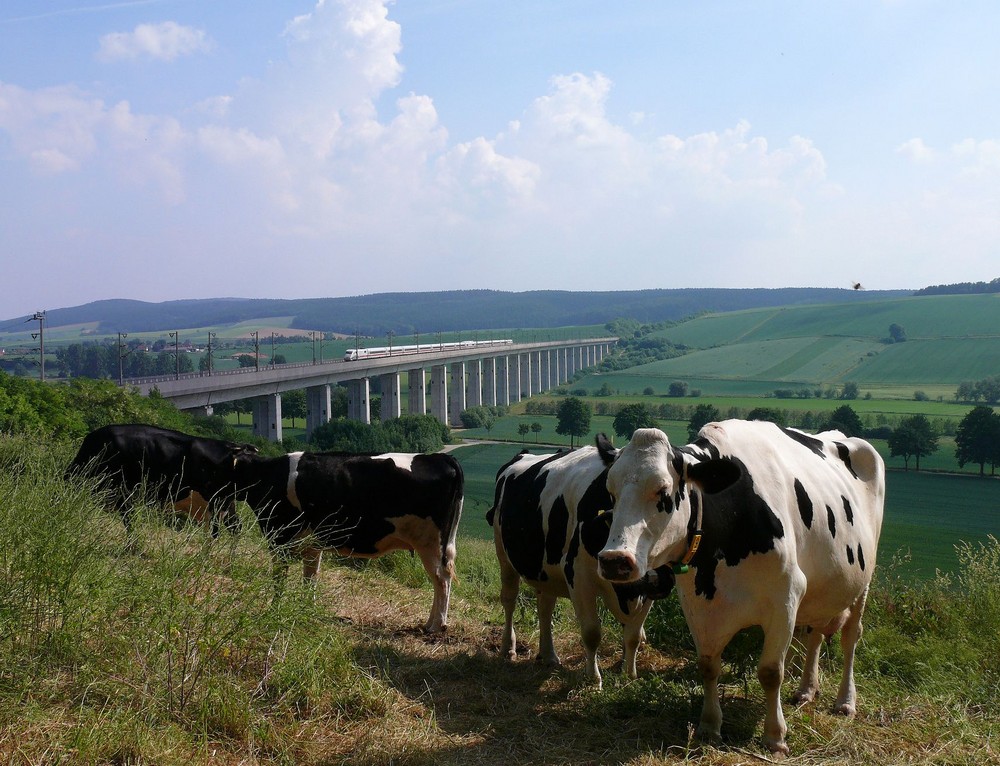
[[595, 433, 617, 465], [686, 458, 741, 494]]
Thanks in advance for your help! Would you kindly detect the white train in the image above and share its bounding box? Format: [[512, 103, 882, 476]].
[[343, 338, 513, 362]]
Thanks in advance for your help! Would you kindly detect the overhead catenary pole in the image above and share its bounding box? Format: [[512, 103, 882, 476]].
[[169, 331, 179, 379], [28, 311, 45, 381], [117, 331, 128, 385], [206, 331, 216, 375]]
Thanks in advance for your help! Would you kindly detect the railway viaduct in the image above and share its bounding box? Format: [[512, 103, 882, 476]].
[[124, 338, 616, 442]]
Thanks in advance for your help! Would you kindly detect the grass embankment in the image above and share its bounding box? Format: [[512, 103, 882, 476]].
[[2, 434, 997, 764]]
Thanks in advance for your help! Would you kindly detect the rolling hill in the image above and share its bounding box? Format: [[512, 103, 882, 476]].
[[611, 293, 1000, 393], [0, 287, 908, 341]]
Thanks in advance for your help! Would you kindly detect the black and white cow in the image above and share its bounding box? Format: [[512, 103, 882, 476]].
[[65, 424, 257, 535], [488, 447, 674, 688], [596, 421, 885, 755], [233, 450, 464, 634]]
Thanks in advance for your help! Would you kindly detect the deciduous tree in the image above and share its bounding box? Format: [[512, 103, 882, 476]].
[[888, 414, 939, 471], [955, 406, 1000, 476], [556, 397, 591, 448]]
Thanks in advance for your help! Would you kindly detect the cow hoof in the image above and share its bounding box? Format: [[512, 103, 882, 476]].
[[791, 688, 818, 706], [535, 654, 561, 667], [765, 741, 790, 759], [694, 724, 722, 745], [833, 702, 856, 717]]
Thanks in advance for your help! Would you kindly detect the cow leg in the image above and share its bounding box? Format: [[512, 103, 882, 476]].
[[570, 590, 603, 689], [696, 651, 725, 741], [497, 551, 521, 661], [535, 590, 560, 667], [792, 626, 825, 705], [833, 589, 868, 717], [758, 615, 796, 756], [622, 600, 653, 680], [301, 546, 324, 581], [417, 547, 452, 634]]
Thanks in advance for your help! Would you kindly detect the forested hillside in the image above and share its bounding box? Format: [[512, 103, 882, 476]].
[[0, 287, 908, 338]]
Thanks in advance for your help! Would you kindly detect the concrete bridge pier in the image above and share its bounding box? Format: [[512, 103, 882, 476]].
[[519, 353, 532, 399], [496, 356, 510, 406], [431, 365, 448, 423], [347, 378, 371, 424], [380, 372, 401, 421], [467, 359, 483, 408], [306, 384, 331, 439], [509, 355, 522, 402], [407, 368, 426, 415], [449, 362, 466, 427], [481, 357, 497, 407], [252, 394, 282, 442]]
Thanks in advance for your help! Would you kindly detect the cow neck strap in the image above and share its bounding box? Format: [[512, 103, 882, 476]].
[[672, 497, 703, 575]]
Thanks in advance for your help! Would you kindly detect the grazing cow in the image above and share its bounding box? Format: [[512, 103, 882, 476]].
[[488, 447, 674, 689], [66, 424, 257, 535], [596, 422, 885, 754], [233, 450, 464, 634]]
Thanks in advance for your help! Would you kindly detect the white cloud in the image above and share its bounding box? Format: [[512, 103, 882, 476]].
[[97, 21, 211, 62], [897, 137, 934, 162], [13, 0, 1000, 311]]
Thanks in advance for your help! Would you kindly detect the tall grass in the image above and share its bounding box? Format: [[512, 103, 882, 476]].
[[0, 434, 383, 763]]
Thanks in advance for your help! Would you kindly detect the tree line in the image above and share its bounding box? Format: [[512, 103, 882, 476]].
[[543, 397, 1000, 477]]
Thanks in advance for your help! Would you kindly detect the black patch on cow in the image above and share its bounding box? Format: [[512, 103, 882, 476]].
[[546, 496, 570, 566], [826, 505, 836, 538], [580, 512, 614, 559], [657, 489, 674, 513], [237, 451, 463, 566], [688, 459, 785, 600], [857, 544, 866, 571], [846, 545, 855, 565], [577, 468, 614, 524], [564, 524, 582, 589], [492, 452, 566, 581], [794, 478, 813, 529], [835, 442, 859, 479], [780, 427, 827, 459], [574, 510, 615, 592], [612, 564, 676, 614], [66, 423, 253, 534], [842, 496, 855, 525]]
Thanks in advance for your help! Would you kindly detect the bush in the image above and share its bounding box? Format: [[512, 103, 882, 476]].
[[310, 414, 450, 453]]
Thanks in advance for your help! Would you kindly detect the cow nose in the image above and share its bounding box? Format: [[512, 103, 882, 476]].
[[598, 550, 639, 583]]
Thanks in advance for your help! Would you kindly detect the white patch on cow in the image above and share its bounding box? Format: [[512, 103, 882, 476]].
[[286, 451, 304, 510], [374, 452, 416, 472]]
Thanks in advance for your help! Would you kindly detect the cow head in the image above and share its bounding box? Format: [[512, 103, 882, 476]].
[[597, 428, 740, 583]]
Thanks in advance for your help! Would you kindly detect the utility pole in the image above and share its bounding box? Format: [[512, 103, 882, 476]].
[[310, 331, 317, 364], [386, 330, 395, 355], [27, 311, 45, 381], [117, 331, 128, 385], [169, 331, 179, 379], [206, 332, 216, 375], [270, 332, 276, 367], [251, 331, 260, 372]]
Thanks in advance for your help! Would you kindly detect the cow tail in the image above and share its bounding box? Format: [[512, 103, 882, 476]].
[[441, 455, 464, 586]]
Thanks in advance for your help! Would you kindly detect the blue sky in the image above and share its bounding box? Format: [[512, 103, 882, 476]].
[[2, 0, 999, 319]]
